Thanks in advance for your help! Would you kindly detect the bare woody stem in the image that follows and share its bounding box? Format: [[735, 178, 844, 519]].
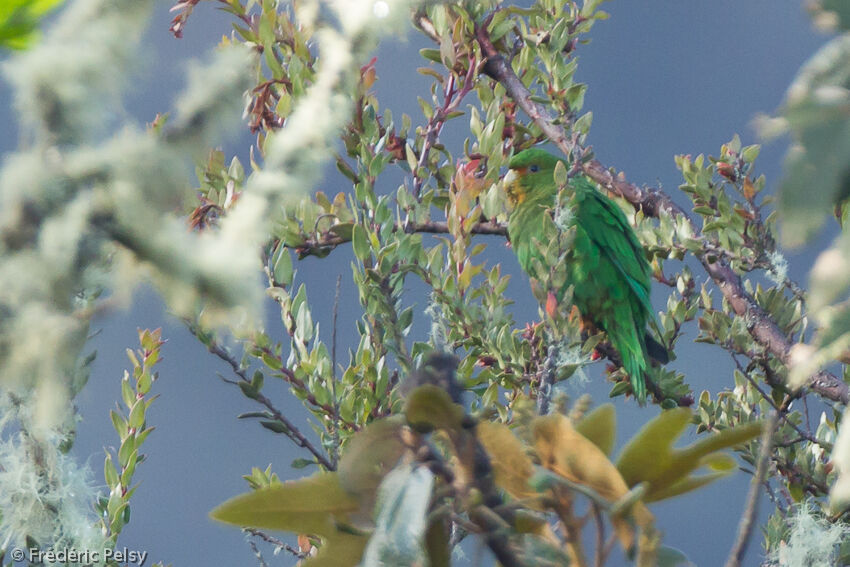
[[185, 322, 337, 470], [725, 410, 780, 567], [473, 19, 849, 405], [412, 57, 479, 199], [293, 219, 506, 257]]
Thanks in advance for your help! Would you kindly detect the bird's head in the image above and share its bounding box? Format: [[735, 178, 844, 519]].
[[502, 148, 566, 205]]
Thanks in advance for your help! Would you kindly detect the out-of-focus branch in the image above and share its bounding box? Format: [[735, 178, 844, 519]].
[[725, 410, 780, 567], [474, 19, 849, 405]]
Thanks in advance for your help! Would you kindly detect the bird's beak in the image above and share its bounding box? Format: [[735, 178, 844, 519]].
[[502, 169, 517, 186]]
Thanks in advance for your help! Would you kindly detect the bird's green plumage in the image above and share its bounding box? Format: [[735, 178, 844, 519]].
[[506, 148, 662, 402]]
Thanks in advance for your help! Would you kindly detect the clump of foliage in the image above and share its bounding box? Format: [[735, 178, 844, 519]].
[[183, 0, 850, 565], [3, 0, 850, 566]]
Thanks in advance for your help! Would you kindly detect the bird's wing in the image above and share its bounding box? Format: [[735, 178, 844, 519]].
[[572, 177, 654, 320]]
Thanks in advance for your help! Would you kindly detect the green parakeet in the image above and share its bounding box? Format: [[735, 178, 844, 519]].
[[503, 148, 668, 403]]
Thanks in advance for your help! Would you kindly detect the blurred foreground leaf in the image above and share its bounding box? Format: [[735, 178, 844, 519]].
[[616, 408, 762, 502], [764, 35, 850, 247], [476, 421, 537, 503], [211, 473, 368, 567], [808, 0, 850, 32], [576, 402, 617, 456], [404, 384, 465, 433], [360, 463, 434, 566], [533, 413, 654, 554], [0, 0, 65, 50], [338, 416, 406, 501]]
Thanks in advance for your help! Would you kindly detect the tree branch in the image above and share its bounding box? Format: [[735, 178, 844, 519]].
[[294, 219, 506, 258], [185, 322, 337, 470], [244, 527, 307, 559], [474, 20, 849, 405], [724, 411, 780, 567]]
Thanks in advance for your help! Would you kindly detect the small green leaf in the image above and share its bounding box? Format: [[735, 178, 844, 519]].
[[352, 223, 371, 261], [329, 222, 354, 241], [251, 370, 264, 391], [273, 245, 294, 286], [553, 160, 568, 188], [291, 458, 316, 469], [419, 48, 442, 63], [741, 144, 761, 163], [239, 380, 259, 400], [657, 546, 696, 567], [260, 420, 289, 434], [110, 410, 127, 437], [104, 453, 119, 488], [127, 400, 145, 430]]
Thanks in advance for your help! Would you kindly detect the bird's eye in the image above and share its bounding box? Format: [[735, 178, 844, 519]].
[[529, 164, 539, 173]]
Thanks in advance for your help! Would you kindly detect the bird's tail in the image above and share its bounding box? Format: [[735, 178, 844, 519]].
[[644, 333, 670, 364], [624, 355, 647, 405], [609, 327, 648, 404]]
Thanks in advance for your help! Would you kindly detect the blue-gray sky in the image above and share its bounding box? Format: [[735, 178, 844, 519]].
[[0, 2, 835, 566]]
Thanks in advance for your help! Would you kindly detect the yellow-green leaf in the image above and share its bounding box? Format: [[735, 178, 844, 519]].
[[616, 409, 692, 488], [534, 414, 630, 502], [301, 532, 369, 567], [404, 384, 464, 433], [575, 403, 616, 456], [645, 471, 732, 503], [211, 472, 359, 536], [0, 0, 65, 50], [532, 414, 654, 553], [476, 421, 537, 503], [616, 409, 762, 501]]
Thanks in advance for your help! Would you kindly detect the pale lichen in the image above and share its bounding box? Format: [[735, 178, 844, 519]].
[[0, 398, 106, 564], [765, 249, 790, 287], [770, 503, 848, 567]]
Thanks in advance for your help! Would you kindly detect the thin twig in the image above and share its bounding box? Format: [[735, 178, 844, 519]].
[[602, 533, 617, 564], [412, 55, 479, 200], [591, 503, 606, 567], [253, 343, 357, 429], [244, 527, 307, 559], [724, 411, 780, 567], [330, 274, 342, 468], [732, 355, 831, 450], [246, 539, 268, 567], [185, 322, 336, 470]]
